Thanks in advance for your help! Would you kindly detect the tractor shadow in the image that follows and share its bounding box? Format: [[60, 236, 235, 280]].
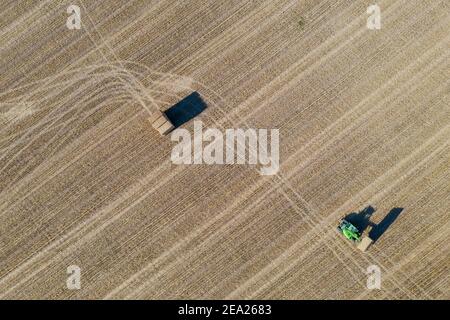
[[164, 91, 207, 128], [369, 207, 404, 243], [344, 205, 376, 234]]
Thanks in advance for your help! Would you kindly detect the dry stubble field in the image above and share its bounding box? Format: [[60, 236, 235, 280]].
[[0, 0, 449, 299]]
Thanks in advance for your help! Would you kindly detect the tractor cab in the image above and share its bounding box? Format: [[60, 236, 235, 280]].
[[337, 219, 361, 242]]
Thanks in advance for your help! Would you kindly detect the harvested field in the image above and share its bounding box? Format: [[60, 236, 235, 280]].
[[0, 0, 449, 299]]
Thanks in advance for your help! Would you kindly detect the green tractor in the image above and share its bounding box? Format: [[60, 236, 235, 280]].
[[337, 219, 361, 242]]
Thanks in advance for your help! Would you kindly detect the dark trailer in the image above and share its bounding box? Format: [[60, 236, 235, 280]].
[[149, 91, 207, 135]]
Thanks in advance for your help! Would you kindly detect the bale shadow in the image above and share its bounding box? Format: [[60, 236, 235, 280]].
[[369, 207, 404, 242], [164, 91, 207, 128]]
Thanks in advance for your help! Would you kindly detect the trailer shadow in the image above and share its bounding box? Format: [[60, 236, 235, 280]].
[[369, 207, 404, 243], [344, 205, 376, 234], [164, 91, 207, 128]]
